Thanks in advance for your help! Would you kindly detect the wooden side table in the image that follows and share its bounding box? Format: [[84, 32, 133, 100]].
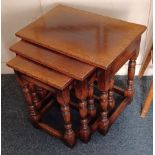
[[7, 56, 76, 147], [7, 5, 146, 147], [10, 40, 97, 143], [16, 5, 146, 135]]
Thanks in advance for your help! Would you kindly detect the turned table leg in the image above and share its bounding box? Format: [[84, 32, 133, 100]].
[[57, 88, 76, 148], [29, 84, 42, 110], [97, 70, 111, 135], [75, 80, 91, 142], [87, 83, 96, 117], [18, 80, 40, 127], [108, 78, 115, 111], [125, 57, 136, 98], [98, 90, 109, 135]]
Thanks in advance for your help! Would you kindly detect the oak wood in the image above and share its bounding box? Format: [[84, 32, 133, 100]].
[[38, 122, 63, 139], [113, 85, 125, 96], [109, 97, 132, 126], [7, 56, 73, 90], [56, 88, 76, 147], [10, 40, 95, 81], [6, 4, 147, 146], [75, 80, 91, 142], [16, 77, 40, 127], [124, 58, 136, 97], [20, 74, 55, 92], [108, 78, 115, 111], [16, 5, 146, 69]]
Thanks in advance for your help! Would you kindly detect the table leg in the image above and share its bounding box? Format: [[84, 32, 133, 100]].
[[20, 81, 40, 128], [98, 90, 109, 135], [29, 83, 42, 110], [75, 80, 91, 142], [125, 58, 136, 98], [57, 88, 76, 148], [97, 71, 110, 135]]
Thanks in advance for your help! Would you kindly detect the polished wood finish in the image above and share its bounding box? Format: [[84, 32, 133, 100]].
[[75, 80, 90, 142], [29, 83, 42, 109], [16, 5, 146, 69], [56, 88, 76, 147], [14, 65, 76, 147], [109, 97, 132, 126], [98, 90, 109, 135], [97, 70, 110, 135], [7, 4, 147, 148], [108, 78, 115, 111], [125, 58, 136, 97], [16, 76, 40, 128], [38, 122, 63, 139], [10, 40, 95, 81], [7, 56, 72, 90]]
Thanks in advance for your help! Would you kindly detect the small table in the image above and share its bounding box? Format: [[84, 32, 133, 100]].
[[8, 5, 146, 147]]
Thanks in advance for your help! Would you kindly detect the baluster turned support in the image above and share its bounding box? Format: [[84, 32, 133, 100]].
[[15, 72, 40, 128], [20, 82, 40, 128], [125, 58, 136, 98], [75, 80, 91, 142], [98, 90, 109, 135], [108, 78, 115, 111], [29, 84, 42, 110], [57, 88, 76, 148], [97, 70, 110, 135], [87, 83, 96, 117]]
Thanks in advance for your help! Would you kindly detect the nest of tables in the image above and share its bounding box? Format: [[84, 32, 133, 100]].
[[7, 5, 146, 148]]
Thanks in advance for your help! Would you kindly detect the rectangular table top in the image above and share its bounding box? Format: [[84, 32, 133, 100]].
[[10, 40, 95, 81], [7, 56, 72, 90], [16, 5, 146, 69]]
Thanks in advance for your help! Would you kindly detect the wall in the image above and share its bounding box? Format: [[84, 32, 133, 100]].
[[1, 0, 153, 75]]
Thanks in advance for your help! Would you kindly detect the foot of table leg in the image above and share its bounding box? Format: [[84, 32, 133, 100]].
[[57, 88, 76, 148]]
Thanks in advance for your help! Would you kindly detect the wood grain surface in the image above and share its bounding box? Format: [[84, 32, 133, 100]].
[[16, 5, 146, 69], [10, 40, 95, 81], [7, 56, 72, 90]]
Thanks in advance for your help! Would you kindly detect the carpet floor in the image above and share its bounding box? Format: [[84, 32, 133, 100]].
[[1, 75, 153, 155]]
